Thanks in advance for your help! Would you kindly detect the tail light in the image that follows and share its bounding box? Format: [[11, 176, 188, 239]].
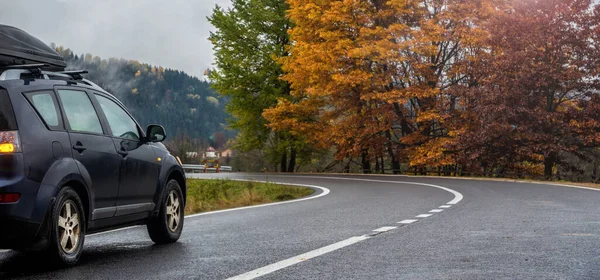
[[0, 193, 20, 203], [0, 131, 21, 153]]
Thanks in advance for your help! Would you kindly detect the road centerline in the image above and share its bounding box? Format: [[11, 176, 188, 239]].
[[372, 226, 397, 232], [223, 175, 464, 280], [226, 235, 370, 280]]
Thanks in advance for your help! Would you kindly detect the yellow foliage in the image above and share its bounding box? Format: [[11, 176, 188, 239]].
[[267, 0, 494, 163]]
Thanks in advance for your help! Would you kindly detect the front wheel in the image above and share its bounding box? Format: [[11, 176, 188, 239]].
[[147, 179, 184, 244]]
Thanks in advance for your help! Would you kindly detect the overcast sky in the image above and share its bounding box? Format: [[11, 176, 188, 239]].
[[0, 0, 231, 78]]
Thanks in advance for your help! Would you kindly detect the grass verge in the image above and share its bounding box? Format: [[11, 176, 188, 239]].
[[184, 179, 314, 215]]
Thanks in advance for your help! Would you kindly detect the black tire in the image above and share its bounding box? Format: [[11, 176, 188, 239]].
[[147, 179, 184, 244], [46, 187, 86, 267]]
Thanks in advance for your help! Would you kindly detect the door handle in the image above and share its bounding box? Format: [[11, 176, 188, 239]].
[[117, 149, 128, 157], [73, 143, 86, 153]]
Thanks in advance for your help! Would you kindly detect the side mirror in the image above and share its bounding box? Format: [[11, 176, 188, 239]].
[[146, 124, 166, 142]]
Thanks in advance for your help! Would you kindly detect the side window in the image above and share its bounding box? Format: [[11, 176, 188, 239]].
[[0, 89, 17, 131], [95, 94, 140, 141], [24, 91, 62, 129], [57, 89, 103, 134]]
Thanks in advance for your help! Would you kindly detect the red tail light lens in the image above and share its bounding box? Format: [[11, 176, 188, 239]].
[[0, 131, 21, 153], [0, 193, 20, 203]]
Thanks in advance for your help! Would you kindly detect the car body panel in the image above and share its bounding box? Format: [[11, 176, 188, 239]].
[[112, 138, 160, 208]]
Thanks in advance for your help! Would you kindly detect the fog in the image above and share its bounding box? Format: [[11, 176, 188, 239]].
[[0, 0, 232, 78]]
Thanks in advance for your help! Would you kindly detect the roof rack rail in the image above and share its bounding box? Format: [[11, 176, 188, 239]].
[[4, 63, 49, 69], [59, 70, 89, 80], [0, 67, 107, 94], [3, 63, 49, 76]]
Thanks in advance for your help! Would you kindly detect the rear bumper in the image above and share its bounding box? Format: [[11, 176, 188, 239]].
[[0, 175, 51, 249], [0, 217, 41, 249]]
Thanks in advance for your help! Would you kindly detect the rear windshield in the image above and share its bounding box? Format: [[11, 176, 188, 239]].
[[0, 89, 17, 131]]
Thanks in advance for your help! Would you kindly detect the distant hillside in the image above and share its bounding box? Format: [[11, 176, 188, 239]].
[[53, 45, 232, 147]]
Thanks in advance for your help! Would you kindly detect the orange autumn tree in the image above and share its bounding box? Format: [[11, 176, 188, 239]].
[[264, 0, 495, 173]]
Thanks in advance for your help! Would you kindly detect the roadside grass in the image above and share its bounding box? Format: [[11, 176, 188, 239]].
[[184, 179, 314, 215]]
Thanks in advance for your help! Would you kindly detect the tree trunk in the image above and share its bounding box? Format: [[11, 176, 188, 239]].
[[375, 156, 381, 174], [390, 157, 400, 174], [361, 150, 371, 174], [543, 152, 556, 180], [287, 147, 297, 173], [280, 152, 287, 173], [384, 131, 401, 174], [380, 156, 386, 174]]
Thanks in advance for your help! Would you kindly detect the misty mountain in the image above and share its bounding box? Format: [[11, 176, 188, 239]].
[[53, 45, 232, 146]]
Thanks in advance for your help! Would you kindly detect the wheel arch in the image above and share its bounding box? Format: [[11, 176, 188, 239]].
[[167, 169, 186, 205], [36, 158, 93, 225]]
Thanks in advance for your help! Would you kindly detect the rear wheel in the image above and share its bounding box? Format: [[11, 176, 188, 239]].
[[46, 187, 85, 266], [147, 179, 184, 244]]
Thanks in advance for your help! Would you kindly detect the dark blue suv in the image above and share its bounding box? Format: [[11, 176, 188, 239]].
[[0, 66, 186, 266]]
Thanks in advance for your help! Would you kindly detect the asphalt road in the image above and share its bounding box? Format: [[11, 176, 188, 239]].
[[2, 173, 600, 279]]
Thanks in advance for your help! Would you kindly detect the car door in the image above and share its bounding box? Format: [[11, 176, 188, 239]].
[[93, 93, 160, 216], [56, 88, 120, 220]]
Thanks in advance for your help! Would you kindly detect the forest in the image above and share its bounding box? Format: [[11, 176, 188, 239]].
[[53, 45, 232, 153], [210, 0, 600, 182]]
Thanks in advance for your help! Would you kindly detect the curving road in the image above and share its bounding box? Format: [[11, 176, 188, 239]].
[[2, 173, 600, 279]]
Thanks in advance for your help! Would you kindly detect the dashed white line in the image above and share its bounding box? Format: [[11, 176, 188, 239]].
[[439, 205, 451, 208], [398, 219, 418, 224], [429, 209, 444, 213], [372, 226, 397, 232], [226, 235, 370, 280], [211, 175, 465, 280]]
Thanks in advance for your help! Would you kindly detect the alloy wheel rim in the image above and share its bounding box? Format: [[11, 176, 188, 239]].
[[166, 190, 181, 232], [58, 200, 80, 254]]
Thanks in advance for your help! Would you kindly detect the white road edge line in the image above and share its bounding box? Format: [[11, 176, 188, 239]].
[[226, 235, 370, 280], [186, 181, 330, 218], [429, 209, 444, 213], [416, 214, 433, 218], [267, 175, 464, 205], [398, 219, 418, 224], [89, 180, 330, 237]]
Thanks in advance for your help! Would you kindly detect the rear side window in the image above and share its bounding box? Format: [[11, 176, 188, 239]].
[[0, 89, 17, 131], [57, 89, 103, 134], [24, 91, 62, 130]]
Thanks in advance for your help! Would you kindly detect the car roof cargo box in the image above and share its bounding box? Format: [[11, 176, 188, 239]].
[[0, 24, 66, 71]]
